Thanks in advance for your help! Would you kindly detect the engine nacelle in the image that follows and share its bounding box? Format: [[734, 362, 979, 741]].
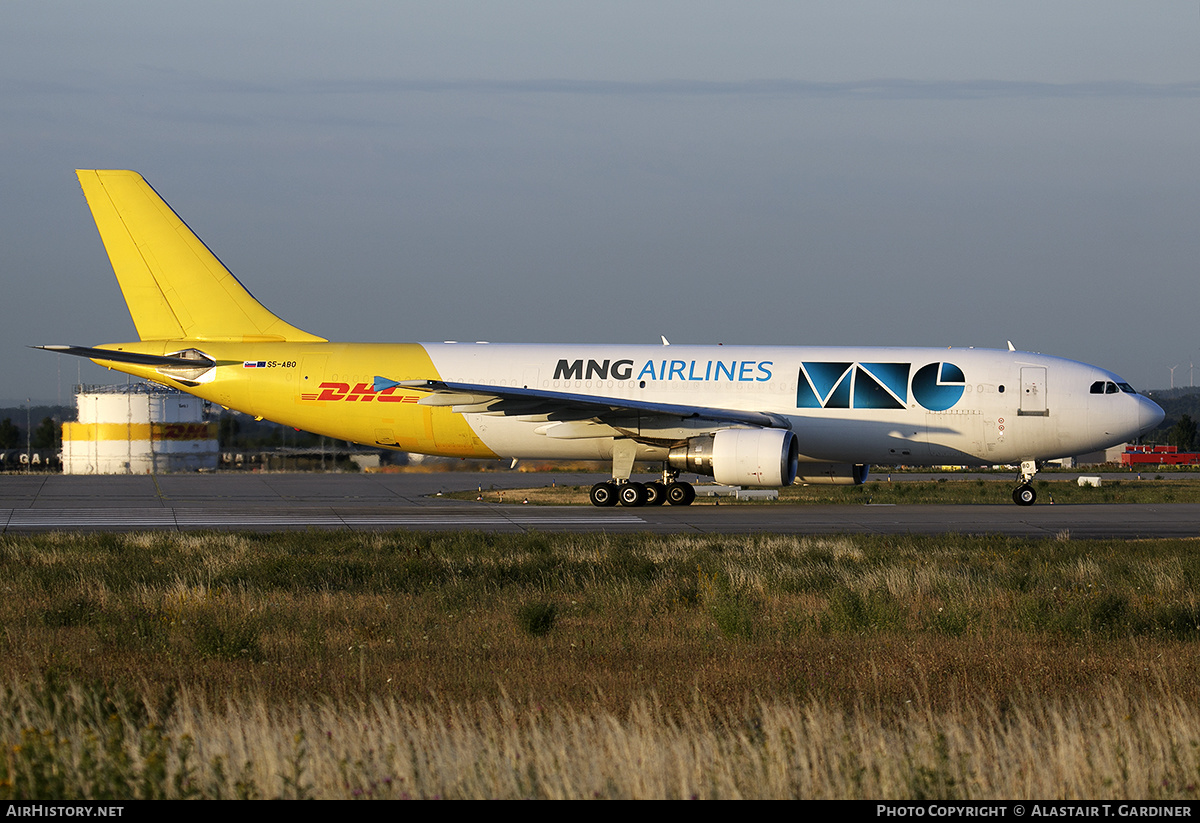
[[794, 463, 870, 485], [669, 429, 799, 487]]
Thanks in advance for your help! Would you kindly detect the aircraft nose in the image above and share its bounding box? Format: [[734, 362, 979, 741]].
[[1138, 395, 1165, 435]]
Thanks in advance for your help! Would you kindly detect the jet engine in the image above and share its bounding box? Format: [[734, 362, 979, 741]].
[[669, 429, 799, 487]]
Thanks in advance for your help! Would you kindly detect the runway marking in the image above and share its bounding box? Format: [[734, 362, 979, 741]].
[[0, 508, 646, 531]]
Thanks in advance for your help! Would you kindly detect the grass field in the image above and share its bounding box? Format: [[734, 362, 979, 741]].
[[3, 529, 1200, 799], [453, 475, 1200, 505]]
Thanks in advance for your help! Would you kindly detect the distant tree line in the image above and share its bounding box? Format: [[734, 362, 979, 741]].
[[0, 416, 61, 449], [216, 411, 330, 450], [1141, 390, 1200, 451], [1166, 413, 1197, 452]]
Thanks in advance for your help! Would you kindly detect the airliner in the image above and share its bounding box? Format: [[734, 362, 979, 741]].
[[38, 170, 1164, 507]]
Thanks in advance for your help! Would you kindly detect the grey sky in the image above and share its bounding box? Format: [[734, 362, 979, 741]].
[[4, 1, 1200, 404]]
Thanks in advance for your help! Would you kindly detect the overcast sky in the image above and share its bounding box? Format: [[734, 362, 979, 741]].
[[4, 1, 1200, 405]]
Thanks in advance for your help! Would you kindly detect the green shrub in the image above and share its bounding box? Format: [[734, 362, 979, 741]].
[[191, 616, 264, 661], [516, 601, 558, 637]]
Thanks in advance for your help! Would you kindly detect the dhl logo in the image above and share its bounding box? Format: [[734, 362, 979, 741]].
[[301, 382, 421, 403]]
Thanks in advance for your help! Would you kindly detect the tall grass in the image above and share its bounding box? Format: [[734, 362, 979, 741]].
[[2, 530, 1200, 797], [3, 678, 1199, 799]]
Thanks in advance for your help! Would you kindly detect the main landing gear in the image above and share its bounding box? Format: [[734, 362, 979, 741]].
[[590, 463, 696, 508], [589, 477, 696, 507], [1012, 459, 1038, 506]]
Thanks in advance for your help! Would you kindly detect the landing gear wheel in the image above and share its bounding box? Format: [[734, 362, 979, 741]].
[[644, 481, 667, 506], [1013, 484, 1036, 506], [590, 482, 618, 507], [619, 482, 648, 507], [666, 481, 696, 506]]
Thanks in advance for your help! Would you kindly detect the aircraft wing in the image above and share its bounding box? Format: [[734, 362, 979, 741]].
[[383, 377, 791, 439]]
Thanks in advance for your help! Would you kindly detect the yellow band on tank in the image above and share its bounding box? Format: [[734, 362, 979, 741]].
[[63, 422, 217, 442]]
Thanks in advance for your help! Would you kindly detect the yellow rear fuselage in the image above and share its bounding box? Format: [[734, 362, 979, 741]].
[[93, 341, 496, 458]]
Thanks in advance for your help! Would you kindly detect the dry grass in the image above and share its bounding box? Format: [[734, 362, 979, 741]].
[[4, 679, 1199, 798], [2, 530, 1200, 798]]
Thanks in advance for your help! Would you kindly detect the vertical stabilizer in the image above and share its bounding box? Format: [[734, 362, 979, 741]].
[[76, 170, 325, 342]]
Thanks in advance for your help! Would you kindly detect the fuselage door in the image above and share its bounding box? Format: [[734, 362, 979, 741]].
[[1019, 367, 1048, 416], [299, 355, 329, 400]]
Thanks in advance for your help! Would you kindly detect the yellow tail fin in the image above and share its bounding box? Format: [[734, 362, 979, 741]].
[[76, 170, 326, 343]]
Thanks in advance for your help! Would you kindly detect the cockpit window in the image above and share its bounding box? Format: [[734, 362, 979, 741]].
[[1118, 383, 1136, 394], [1090, 380, 1126, 395]]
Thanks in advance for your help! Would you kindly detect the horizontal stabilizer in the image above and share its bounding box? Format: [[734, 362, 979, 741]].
[[32, 345, 217, 369]]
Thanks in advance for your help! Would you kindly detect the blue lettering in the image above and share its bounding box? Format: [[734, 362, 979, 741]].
[[637, 361, 657, 381], [715, 361, 737, 381], [757, 361, 773, 382], [669, 360, 686, 381], [738, 361, 755, 381]]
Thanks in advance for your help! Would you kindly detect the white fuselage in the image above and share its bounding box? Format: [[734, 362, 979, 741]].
[[418, 343, 1162, 466]]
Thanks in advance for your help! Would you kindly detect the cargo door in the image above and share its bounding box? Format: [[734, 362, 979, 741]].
[[299, 355, 329, 401], [1019, 367, 1048, 417]]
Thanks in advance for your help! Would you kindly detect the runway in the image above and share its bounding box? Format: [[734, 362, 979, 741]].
[[1, 472, 1197, 538]]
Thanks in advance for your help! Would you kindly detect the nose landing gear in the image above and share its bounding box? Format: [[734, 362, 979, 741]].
[[1012, 460, 1038, 506], [1012, 484, 1036, 506]]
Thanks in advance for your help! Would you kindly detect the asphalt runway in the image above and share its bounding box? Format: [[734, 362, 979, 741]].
[[2, 471, 1198, 538]]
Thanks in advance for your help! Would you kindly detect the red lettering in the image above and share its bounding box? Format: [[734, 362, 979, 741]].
[[346, 383, 376, 402], [316, 382, 349, 401], [155, 423, 212, 440], [311, 382, 414, 403]]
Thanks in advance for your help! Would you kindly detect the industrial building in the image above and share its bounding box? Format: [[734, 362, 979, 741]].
[[61, 383, 218, 474], [1120, 444, 1200, 467]]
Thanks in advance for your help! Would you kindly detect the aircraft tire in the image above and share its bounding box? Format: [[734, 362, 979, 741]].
[[619, 482, 648, 507], [1012, 485, 1037, 506], [666, 482, 696, 506], [644, 482, 667, 506], [590, 482, 619, 507]]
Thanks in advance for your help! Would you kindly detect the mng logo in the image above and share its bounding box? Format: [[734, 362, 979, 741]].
[[797, 361, 964, 412]]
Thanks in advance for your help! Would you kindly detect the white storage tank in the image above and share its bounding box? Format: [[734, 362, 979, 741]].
[[62, 383, 218, 474]]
